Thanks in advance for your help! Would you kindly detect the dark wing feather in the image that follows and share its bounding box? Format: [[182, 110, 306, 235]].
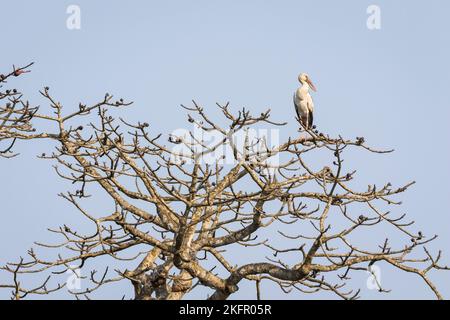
[[308, 111, 313, 128], [293, 94, 304, 127], [293, 94, 302, 121]]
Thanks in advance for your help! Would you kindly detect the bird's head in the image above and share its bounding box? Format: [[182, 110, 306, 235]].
[[298, 73, 317, 92]]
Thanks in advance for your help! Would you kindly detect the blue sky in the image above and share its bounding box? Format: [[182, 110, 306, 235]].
[[1, 1, 449, 299]]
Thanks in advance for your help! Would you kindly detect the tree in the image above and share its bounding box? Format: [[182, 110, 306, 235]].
[[1, 63, 448, 300]]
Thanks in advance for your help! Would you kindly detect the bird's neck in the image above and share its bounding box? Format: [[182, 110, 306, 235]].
[[300, 82, 310, 92]]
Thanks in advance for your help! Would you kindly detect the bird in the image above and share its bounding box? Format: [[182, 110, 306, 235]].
[[293, 73, 317, 130]]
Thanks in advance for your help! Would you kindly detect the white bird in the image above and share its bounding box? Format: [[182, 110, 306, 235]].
[[293, 73, 317, 129]]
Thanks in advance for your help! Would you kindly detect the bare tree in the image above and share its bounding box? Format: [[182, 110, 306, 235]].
[[1, 64, 448, 300]]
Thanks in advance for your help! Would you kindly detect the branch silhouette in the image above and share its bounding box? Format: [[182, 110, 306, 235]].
[[1, 63, 448, 300]]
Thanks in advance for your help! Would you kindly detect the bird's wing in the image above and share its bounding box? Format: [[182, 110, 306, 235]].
[[308, 110, 313, 128], [306, 94, 314, 113], [307, 94, 314, 127], [293, 92, 300, 119], [295, 99, 309, 128], [293, 92, 302, 121], [294, 92, 311, 128]]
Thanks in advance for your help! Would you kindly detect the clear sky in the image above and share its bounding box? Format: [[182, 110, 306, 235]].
[[1, 0, 450, 299]]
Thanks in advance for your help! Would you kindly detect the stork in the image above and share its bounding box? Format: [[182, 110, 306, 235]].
[[293, 73, 316, 130]]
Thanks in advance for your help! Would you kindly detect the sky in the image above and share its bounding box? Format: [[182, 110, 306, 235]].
[[1, 0, 450, 299]]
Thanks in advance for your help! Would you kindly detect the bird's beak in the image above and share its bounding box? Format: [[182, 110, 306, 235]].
[[307, 78, 317, 92]]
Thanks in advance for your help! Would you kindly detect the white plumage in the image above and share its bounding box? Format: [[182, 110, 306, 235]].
[[293, 73, 316, 129]]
